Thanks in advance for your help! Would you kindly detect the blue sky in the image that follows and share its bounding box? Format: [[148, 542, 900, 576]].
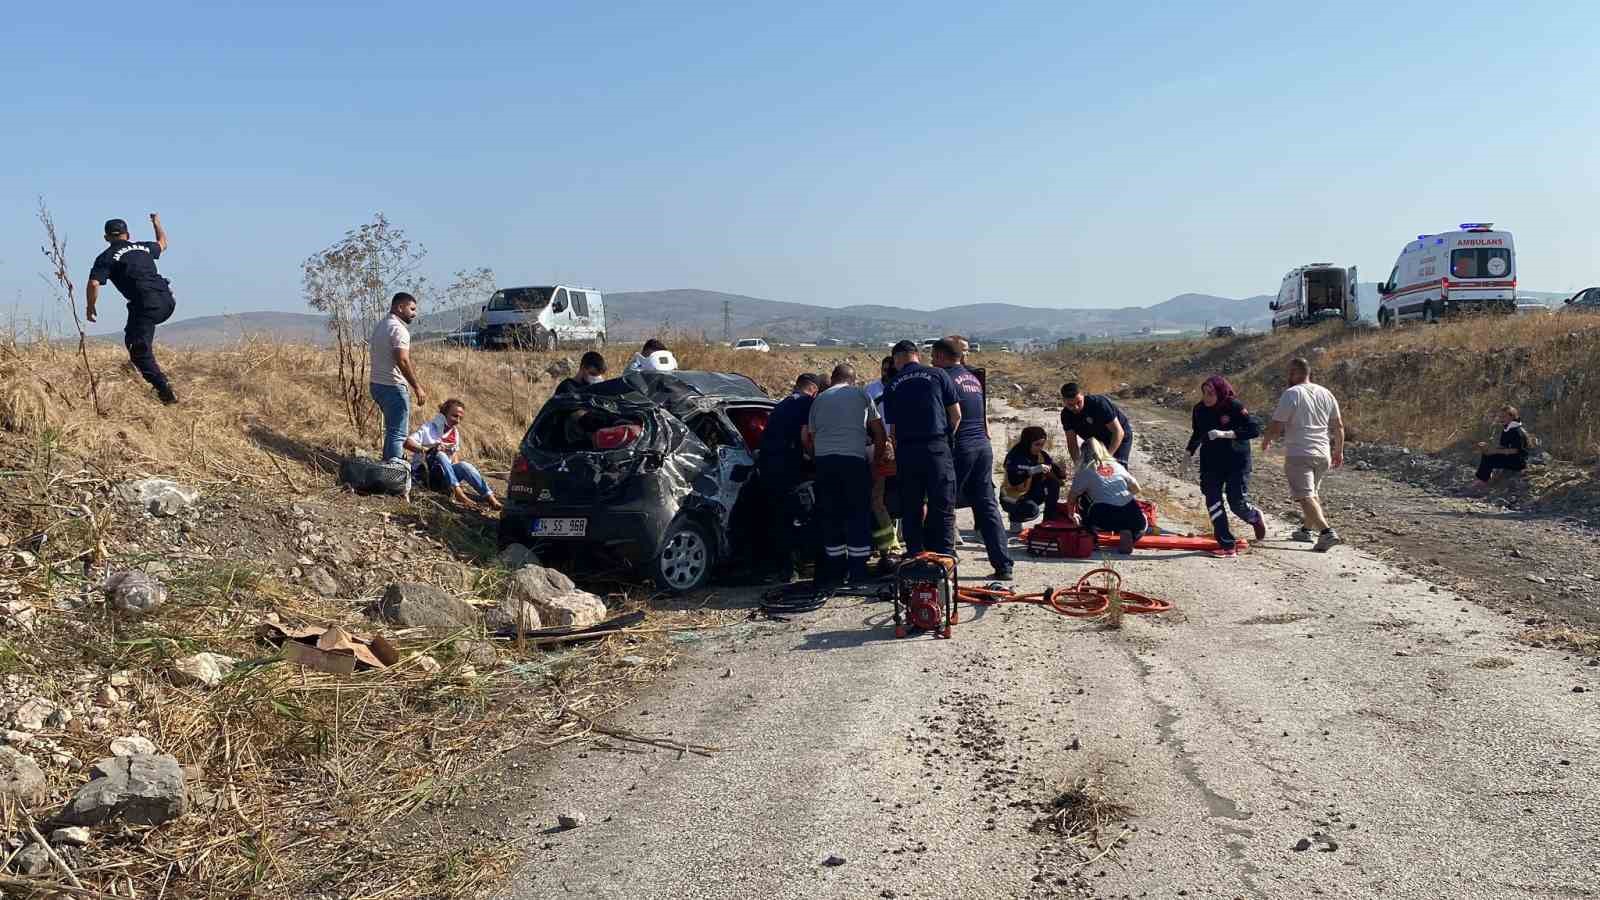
[[3, 0, 1597, 326]]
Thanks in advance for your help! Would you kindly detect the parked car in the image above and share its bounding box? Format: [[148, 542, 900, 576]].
[[1208, 325, 1236, 338], [477, 284, 606, 350], [500, 371, 777, 592], [1560, 286, 1600, 313], [733, 338, 771, 353]]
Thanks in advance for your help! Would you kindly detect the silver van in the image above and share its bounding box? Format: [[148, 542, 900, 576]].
[[476, 285, 607, 350]]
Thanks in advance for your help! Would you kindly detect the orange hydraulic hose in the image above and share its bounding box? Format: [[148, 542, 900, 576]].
[[955, 567, 1172, 618]]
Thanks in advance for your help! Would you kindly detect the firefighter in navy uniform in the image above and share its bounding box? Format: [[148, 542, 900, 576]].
[[759, 373, 822, 580], [932, 338, 1012, 580], [883, 340, 961, 557], [86, 215, 179, 404]]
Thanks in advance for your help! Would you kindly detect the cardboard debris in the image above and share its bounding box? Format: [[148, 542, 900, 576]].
[[257, 619, 399, 673]]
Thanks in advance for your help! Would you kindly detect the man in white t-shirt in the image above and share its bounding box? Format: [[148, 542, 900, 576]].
[[369, 292, 428, 463], [1261, 357, 1344, 551]]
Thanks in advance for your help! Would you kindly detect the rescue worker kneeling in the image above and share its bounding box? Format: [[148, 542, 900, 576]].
[[1067, 437, 1146, 554], [803, 364, 888, 587]]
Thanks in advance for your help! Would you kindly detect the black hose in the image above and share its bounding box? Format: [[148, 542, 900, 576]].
[[757, 575, 896, 619]]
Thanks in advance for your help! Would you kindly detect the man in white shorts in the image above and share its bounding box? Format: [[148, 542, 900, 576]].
[[1261, 357, 1344, 552]]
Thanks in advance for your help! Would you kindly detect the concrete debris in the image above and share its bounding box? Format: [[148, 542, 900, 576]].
[[372, 582, 479, 630], [508, 565, 608, 629], [0, 746, 47, 805], [111, 736, 159, 757], [114, 478, 199, 517], [173, 652, 240, 689], [50, 826, 91, 847], [61, 753, 188, 826], [105, 570, 168, 615]]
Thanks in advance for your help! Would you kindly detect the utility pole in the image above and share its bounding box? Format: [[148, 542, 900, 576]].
[[722, 299, 733, 345]]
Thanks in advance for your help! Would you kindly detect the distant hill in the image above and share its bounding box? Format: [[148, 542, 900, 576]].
[[106, 284, 1575, 349], [93, 311, 332, 347]]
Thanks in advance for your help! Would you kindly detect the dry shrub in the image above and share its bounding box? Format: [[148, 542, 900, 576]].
[[0, 380, 52, 435]]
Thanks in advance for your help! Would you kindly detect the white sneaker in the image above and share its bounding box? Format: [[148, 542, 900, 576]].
[[1290, 527, 1315, 543]]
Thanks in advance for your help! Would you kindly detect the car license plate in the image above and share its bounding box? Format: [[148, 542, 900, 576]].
[[531, 517, 587, 537]]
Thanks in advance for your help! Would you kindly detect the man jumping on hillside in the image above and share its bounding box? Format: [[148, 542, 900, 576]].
[[87, 214, 179, 404]]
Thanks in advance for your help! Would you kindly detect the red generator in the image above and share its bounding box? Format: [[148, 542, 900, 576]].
[[894, 553, 959, 639]]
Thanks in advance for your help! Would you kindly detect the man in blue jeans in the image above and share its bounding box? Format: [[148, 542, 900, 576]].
[[933, 338, 1012, 580], [369, 293, 428, 463]]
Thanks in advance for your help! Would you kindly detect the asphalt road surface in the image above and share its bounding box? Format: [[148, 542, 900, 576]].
[[495, 404, 1599, 900]]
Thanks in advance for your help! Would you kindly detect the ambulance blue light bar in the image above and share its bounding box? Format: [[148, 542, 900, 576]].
[[1459, 223, 1494, 231]]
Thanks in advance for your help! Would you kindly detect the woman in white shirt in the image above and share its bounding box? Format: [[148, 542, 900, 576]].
[[405, 398, 501, 509]]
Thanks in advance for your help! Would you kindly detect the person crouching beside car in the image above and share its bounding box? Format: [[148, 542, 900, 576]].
[[1067, 437, 1145, 554], [405, 398, 502, 510], [1471, 405, 1531, 492], [1186, 374, 1265, 558], [1000, 426, 1065, 534]]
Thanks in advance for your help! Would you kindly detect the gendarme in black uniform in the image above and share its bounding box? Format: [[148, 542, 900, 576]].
[[884, 359, 959, 556], [89, 220, 177, 402], [1060, 394, 1133, 465]]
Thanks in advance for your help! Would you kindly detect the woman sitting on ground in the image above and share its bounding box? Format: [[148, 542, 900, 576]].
[[1471, 405, 1530, 492], [1001, 425, 1066, 533], [1186, 374, 1265, 558], [1067, 437, 1145, 553], [405, 398, 502, 510]]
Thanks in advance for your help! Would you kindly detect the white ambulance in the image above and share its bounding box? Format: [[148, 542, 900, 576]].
[[1269, 263, 1359, 330], [1375, 224, 1515, 327]]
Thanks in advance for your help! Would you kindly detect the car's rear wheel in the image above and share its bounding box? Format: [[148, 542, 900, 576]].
[[654, 519, 715, 592]]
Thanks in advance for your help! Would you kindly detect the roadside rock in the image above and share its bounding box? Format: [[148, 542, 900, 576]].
[[12, 842, 50, 876], [545, 358, 575, 378], [11, 698, 70, 732], [557, 811, 586, 829], [0, 746, 47, 805], [483, 597, 543, 633], [304, 567, 342, 598], [451, 639, 500, 668], [173, 653, 239, 689], [508, 565, 607, 629], [61, 754, 187, 826], [496, 543, 540, 570], [51, 826, 91, 847], [111, 736, 158, 757], [105, 570, 168, 615], [372, 583, 478, 631], [114, 478, 199, 517], [1, 597, 35, 632]]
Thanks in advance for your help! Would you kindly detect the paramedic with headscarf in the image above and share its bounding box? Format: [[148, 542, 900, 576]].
[[1186, 374, 1265, 558]]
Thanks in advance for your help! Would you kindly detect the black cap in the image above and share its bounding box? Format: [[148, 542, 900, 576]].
[[891, 339, 918, 355], [104, 218, 129, 236]]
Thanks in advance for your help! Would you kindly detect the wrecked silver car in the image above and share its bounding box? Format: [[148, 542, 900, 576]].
[[499, 371, 776, 591]]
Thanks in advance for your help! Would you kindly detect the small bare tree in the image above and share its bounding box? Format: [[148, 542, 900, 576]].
[[442, 266, 496, 329], [37, 199, 102, 415], [302, 214, 427, 431]]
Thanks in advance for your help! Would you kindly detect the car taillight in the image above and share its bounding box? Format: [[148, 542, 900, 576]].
[[511, 455, 530, 478]]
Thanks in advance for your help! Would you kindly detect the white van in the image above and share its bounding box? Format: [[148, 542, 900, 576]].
[[1269, 264, 1358, 330], [1375, 224, 1515, 326], [476, 285, 606, 350]]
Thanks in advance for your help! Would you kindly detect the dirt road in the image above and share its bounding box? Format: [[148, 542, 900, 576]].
[[494, 404, 1599, 900]]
